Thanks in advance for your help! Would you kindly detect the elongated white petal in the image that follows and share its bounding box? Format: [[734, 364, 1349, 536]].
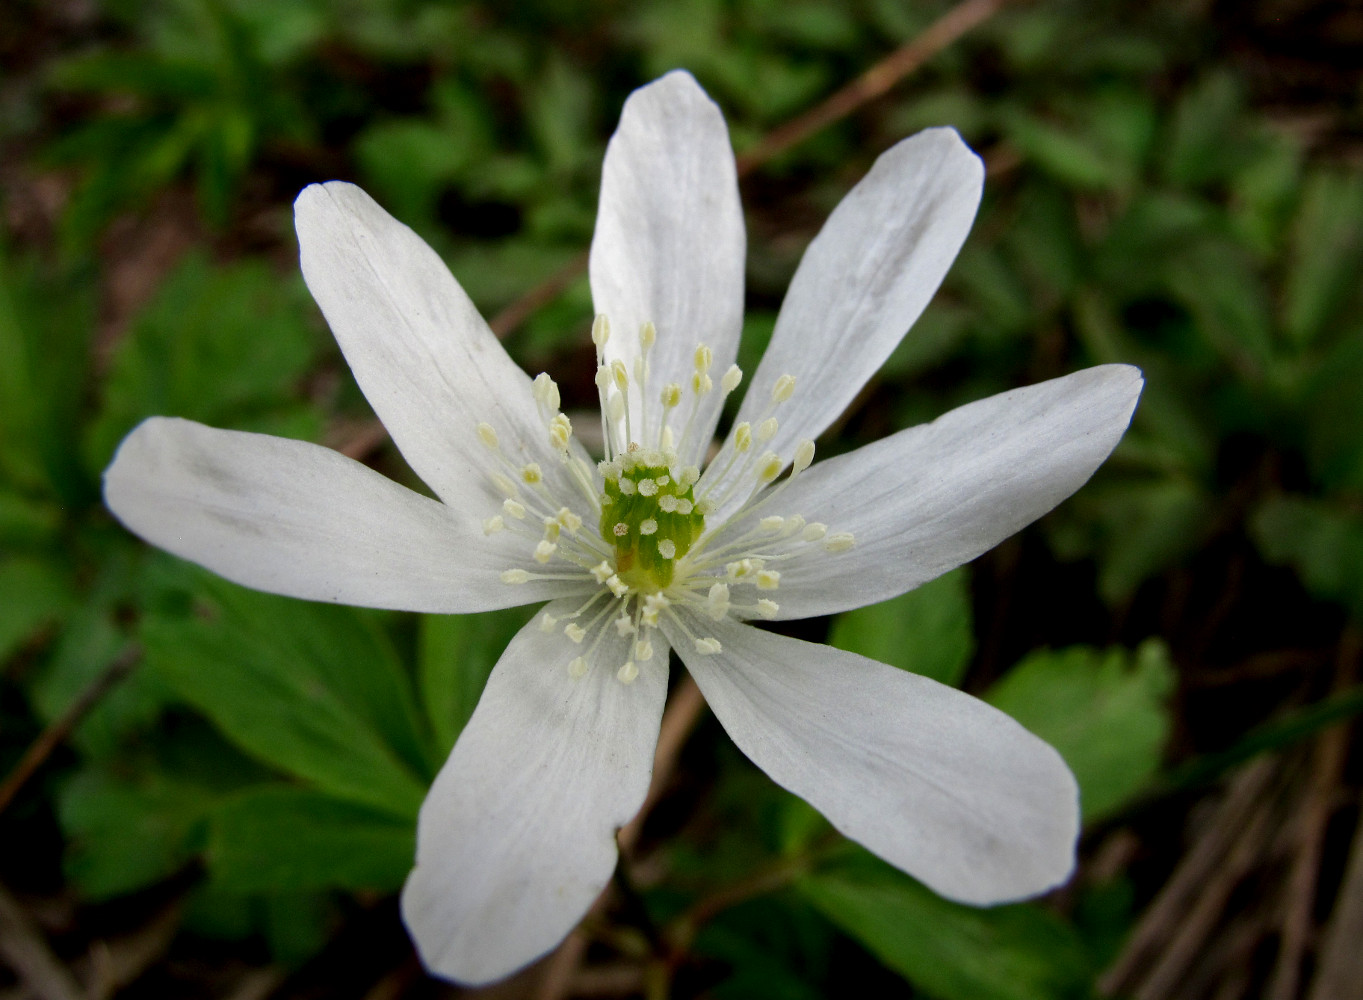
[[590, 70, 745, 462], [295, 182, 576, 508], [665, 612, 1078, 904], [746, 365, 1143, 620], [402, 600, 668, 985], [104, 418, 587, 612], [705, 128, 981, 514]]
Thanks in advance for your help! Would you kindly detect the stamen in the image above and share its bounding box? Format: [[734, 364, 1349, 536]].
[[532, 373, 560, 411], [824, 532, 856, 552], [592, 314, 611, 348], [564, 623, 587, 643], [501, 569, 530, 584], [477, 422, 499, 449], [792, 439, 815, 474], [617, 661, 639, 684], [482, 515, 504, 535], [721, 364, 742, 394], [503, 499, 527, 519], [757, 418, 778, 443], [549, 413, 573, 450], [695, 637, 722, 654], [772, 374, 796, 402], [757, 599, 779, 618], [802, 522, 827, 542], [569, 656, 589, 678], [521, 463, 543, 485], [534, 540, 557, 563], [756, 569, 781, 590]]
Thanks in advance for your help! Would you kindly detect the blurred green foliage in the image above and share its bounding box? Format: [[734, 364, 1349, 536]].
[[3, 0, 1362, 993]]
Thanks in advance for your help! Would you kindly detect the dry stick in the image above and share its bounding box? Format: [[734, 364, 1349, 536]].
[[1267, 629, 1358, 1000], [0, 645, 140, 817], [0, 882, 84, 1000], [1099, 756, 1279, 996], [733, 0, 1006, 175], [1309, 799, 1363, 1000], [1132, 780, 1282, 1000], [534, 676, 707, 1000]]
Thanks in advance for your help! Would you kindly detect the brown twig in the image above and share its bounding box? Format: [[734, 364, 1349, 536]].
[[1309, 798, 1363, 1000], [0, 882, 83, 1000], [1099, 756, 1280, 996], [733, 0, 1006, 175], [0, 644, 140, 817], [1267, 628, 1358, 1000]]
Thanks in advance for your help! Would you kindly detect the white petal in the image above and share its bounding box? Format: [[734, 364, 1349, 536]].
[[744, 365, 1143, 620], [295, 182, 578, 508], [704, 128, 981, 513], [402, 599, 668, 984], [104, 418, 588, 612], [590, 71, 745, 463], [665, 612, 1078, 904]]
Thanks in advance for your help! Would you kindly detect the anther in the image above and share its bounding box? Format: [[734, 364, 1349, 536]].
[[614, 614, 636, 636], [694, 344, 713, 373], [635, 640, 654, 661], [760, 516, 785, 532], [501, 569, 530, 584], [640, 519, 658, 535], [679, 466, 700, 487], [549, 413, 573, 450], [503, 499, 527, 519], [612, 359, 629, 391], [772, 374, 796, 402], [591, 561, 614, 583], [491, 473, 519, 498], [756, 570, 781, 590], [569, 656, 589, 678], [476, 422, 499, 449], [521, 463, 543, 485], [694, 637, 722, 655], [792, 439, 815, 474], [539, 613, 558, 632], [592, 314, 611, 348], [802, 522, 827, 542], [824, 532, 856, 552], [640, 321, 657, 350], [617, 661, 639, 684], [534, 540, 557, 563], [564, 623, 587, 643], [661, 383, 682, 408], [734, 423, 752, 453], [756, 599, 779, 619], [757, 417, 778, 442], [606, 575, 630, 598], [482, 515, 504, 535], [756, 451, 783, 485], [721, 364, 742, 394], [532, 373, 560, 411], [692, 371, 713, 395], [556, 508, 583, 534]]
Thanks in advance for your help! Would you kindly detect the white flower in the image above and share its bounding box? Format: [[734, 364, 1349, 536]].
[[103, 72, 1143, 985]]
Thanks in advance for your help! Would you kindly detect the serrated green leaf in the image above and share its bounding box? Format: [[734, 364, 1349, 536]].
[[985, 642, 1175, 820], [142, 578, 430, 819], [828, 569, 973, 686], [208, 785, 413, 893], [800, 848, 1094, 1000], [87, 254, 319, 470]]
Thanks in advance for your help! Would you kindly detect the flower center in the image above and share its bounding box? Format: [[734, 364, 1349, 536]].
[[471, 312, 855, 684], [598, 450, 705, 590]]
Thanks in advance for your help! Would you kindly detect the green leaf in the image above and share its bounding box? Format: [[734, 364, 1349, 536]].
[[1302, 334, 1363, 491], [0, 557, 75, 663], [417, 605, 535, 758], [800, 848, 1094, 1000], [208, 785, 413, 893], [1283, 169, 1363, 348], [86, 253, 319, 471], [1001, 108, 1125, 191], [142, 577, 430, 819], [1252, 496, 1363, 622], [985, 641, 1175, 821], [58, 767, 216, 899], [828, 569, 973, 686]]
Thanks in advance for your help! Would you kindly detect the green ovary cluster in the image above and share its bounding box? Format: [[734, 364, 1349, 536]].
[[599, 455, 705, 590]]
